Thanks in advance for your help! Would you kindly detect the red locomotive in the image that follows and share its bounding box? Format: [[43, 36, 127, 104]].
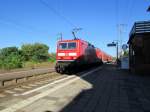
[[55, 38, 112, 73]]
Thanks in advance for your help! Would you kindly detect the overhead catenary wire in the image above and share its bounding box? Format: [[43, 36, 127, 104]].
[[0, 18, 35, 34], [39, 0, 77, 28], [119, 0, 132, 44], [127, 0, 135, 30], [115, 0, 119, 26], [0, 16, 50, 35]]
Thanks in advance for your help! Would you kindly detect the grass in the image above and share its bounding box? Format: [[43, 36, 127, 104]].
[[0, 61, 55, 74], [23, 61, 55, 68]]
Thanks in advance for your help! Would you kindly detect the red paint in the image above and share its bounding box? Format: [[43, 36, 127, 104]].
[[56, 39, 112, 63]]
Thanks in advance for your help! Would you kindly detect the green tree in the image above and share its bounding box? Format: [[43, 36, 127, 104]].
[[21, 44, 34, 61], [0, 47, 18, 57], [21, 43, 49, 62], [123, 50, 129, 57], [0, 43, 50, 70], [0, 47, 24, 69]]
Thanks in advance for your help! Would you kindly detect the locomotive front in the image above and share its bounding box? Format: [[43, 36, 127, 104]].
[[55, 39, 79, 73]]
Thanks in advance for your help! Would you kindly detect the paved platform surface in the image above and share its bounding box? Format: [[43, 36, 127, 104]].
[[61, 65, 150, 112], [0, 64, 150, 112]]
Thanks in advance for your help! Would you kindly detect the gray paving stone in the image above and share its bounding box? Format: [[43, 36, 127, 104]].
[[61, 65, 150, 112], [43, 96, 59, 101]]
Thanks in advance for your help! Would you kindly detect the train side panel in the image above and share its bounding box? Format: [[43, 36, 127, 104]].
[[55, 39, 111, 73]]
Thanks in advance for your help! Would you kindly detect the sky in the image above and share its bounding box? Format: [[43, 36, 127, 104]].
[[0, 0, 149, 57]]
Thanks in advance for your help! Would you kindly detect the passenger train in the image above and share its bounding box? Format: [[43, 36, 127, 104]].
[[55, 38, 112, 73]]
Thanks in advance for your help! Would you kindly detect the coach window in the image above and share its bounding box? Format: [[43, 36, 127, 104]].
[[59, 43, 67, 49], [68, 42, 76, 49]]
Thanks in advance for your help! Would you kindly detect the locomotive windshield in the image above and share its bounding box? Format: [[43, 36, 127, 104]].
[[68, 42, 76, 49], [59, 42, 76, 49], [59, 43, 67, 49]]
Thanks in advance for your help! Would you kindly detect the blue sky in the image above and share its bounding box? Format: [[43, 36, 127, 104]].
[[0, 0, 149, 56]]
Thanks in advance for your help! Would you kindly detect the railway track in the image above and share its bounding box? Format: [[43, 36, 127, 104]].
[[0, 65, 100, 89], [0, 66, 101, 101], [0, 71, 65, 99], [0, 66, 101, 112], [0, 68, 55, 88]]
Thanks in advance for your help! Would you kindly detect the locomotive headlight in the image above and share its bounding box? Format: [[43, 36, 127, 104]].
[[69, 53, 77, 56], [58, 53, 65, 56], [57, 57, 61, 59], [73, 57, 77, 59]]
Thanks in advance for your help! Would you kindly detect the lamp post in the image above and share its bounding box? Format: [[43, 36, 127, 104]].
[[116, 41, 118, 61]]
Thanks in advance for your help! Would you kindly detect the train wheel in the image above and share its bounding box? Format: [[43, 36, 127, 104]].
[[55, 66, 59, 73], [67, 66, 72, 74], [55, 64, 61, 73], [59, 69, 63, 74], [59, 66, 65, 74]]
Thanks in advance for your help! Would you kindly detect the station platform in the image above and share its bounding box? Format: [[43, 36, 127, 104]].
[[0, 64, 150, 112], [60, 64, 150, 112]]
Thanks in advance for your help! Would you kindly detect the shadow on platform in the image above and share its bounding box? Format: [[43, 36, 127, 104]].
[[45, 64, 150, 112]]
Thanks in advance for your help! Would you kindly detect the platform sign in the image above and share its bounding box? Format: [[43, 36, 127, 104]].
[[122, 44, 128, 51], [107, 43, 116, 47]]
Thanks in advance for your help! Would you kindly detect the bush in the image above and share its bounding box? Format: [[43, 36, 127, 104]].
[[0, 47, 23, 70], [0, 43, 50, 70], [48, 53, 56, 63], [2, 53, 23, 69], [21, 43, 49, 62]]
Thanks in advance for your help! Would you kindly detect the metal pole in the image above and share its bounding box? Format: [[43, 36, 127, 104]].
[[72, 31, 77, 39], [57, 33, 63, 41], [116, 42, 118, 61], [60, 33, 62, 40]]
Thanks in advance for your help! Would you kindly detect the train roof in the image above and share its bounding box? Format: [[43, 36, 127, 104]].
[[58, 38, 82, 42], [58, 38, 93, 45]]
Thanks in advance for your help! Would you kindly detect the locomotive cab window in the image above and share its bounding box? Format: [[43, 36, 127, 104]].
[[59, 43, 67, 49], [68, 42, 76, 49], [59, 42, 76, 49]]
